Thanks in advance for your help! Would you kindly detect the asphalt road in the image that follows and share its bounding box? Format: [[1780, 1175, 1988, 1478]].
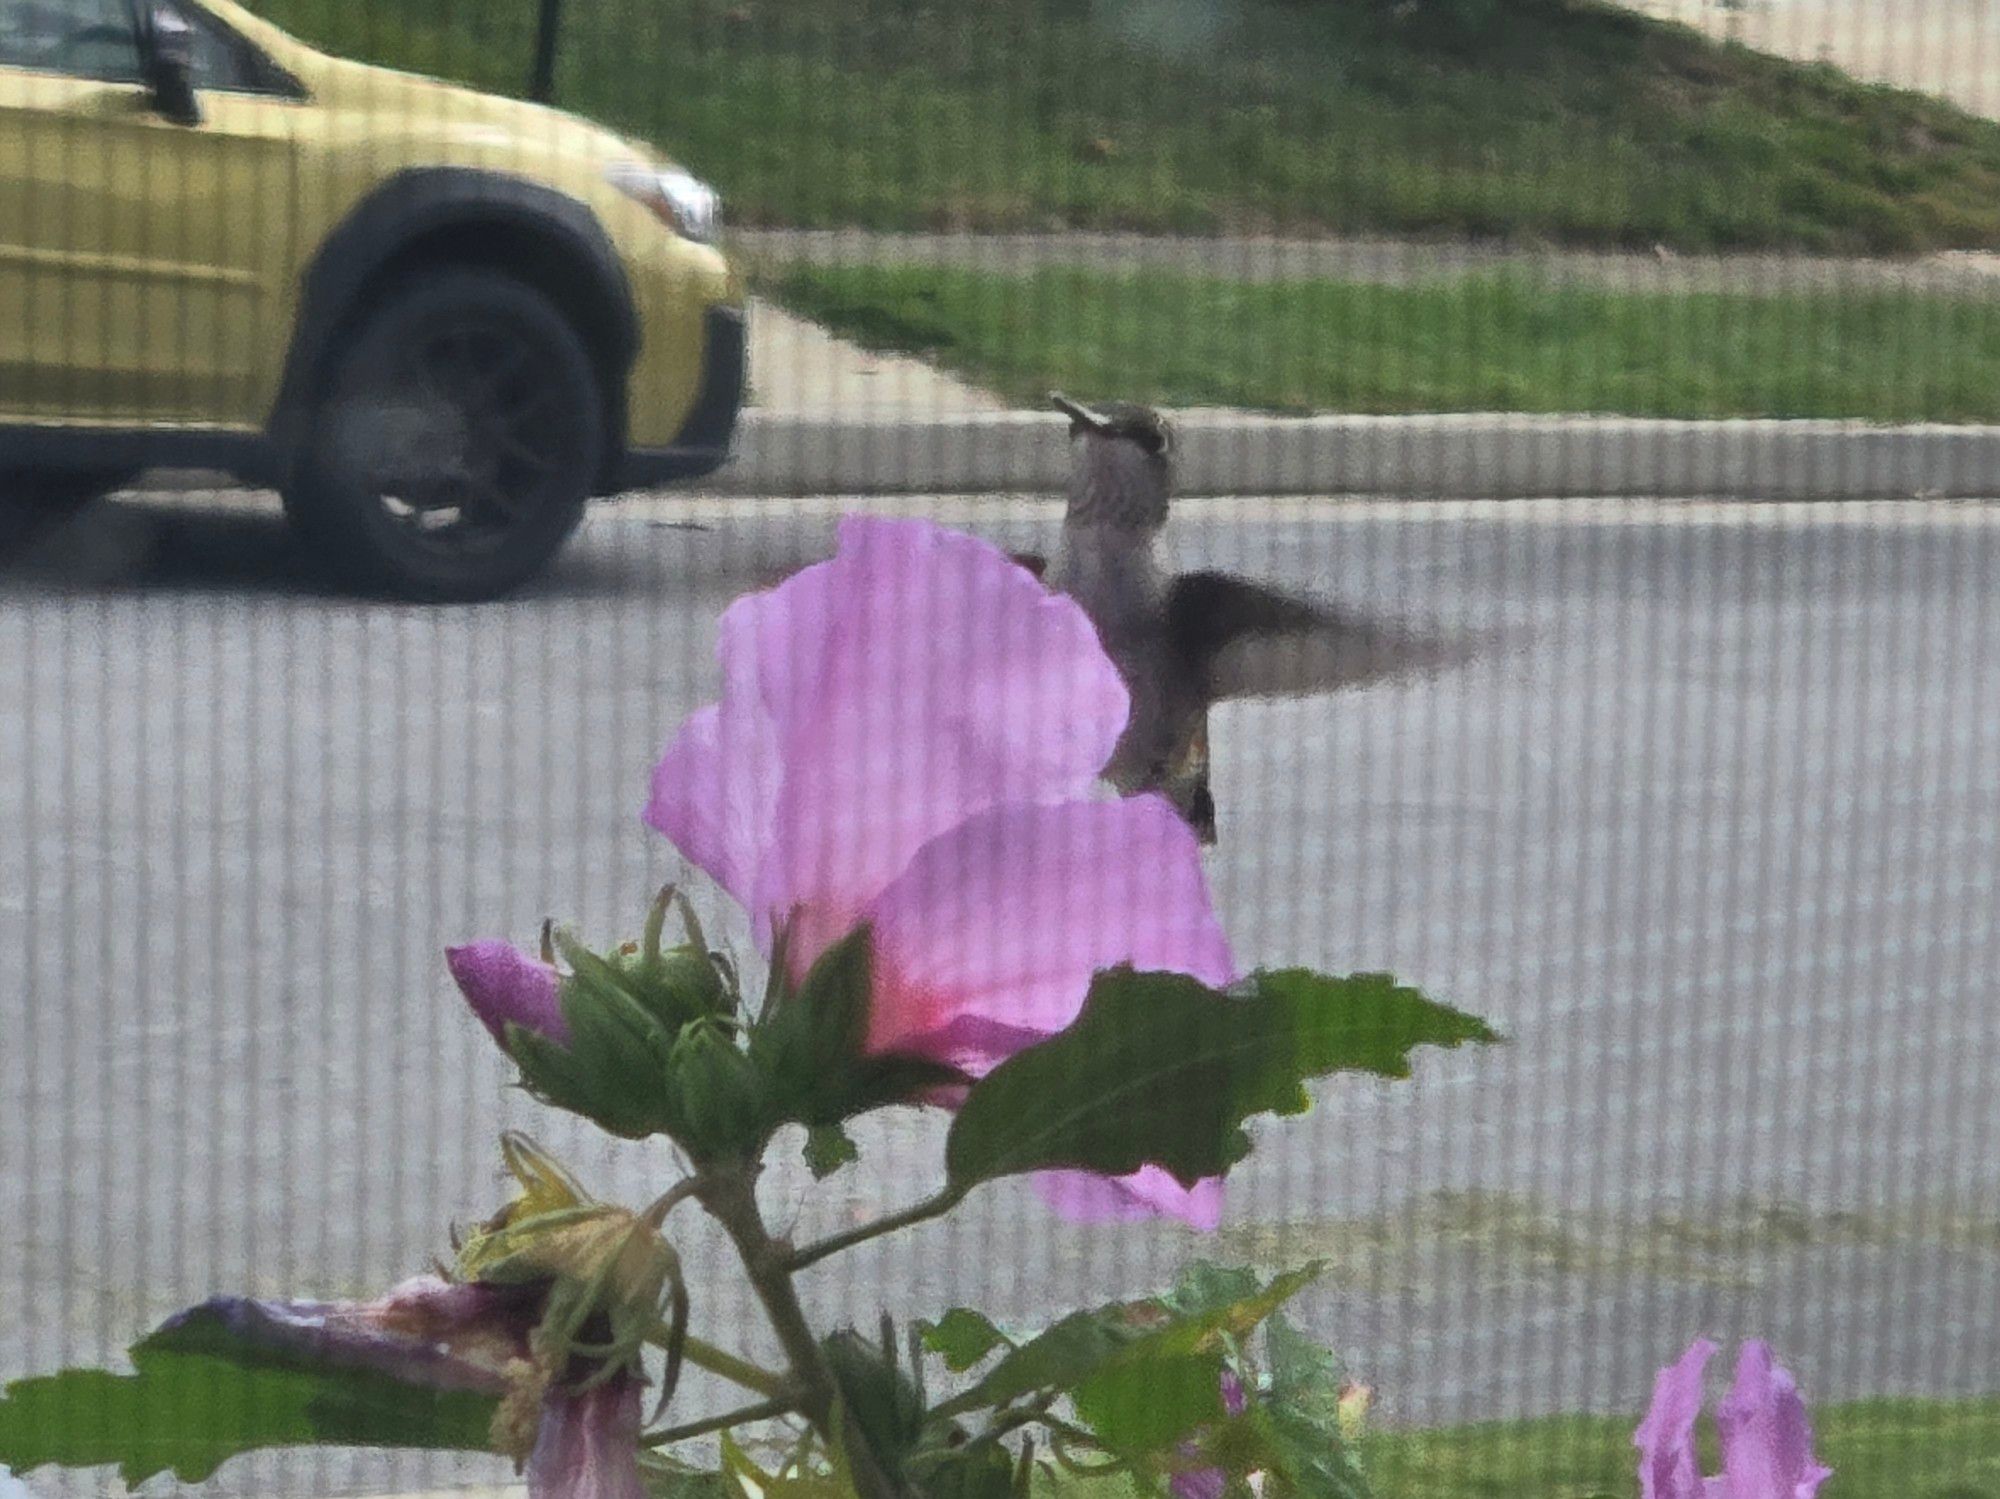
[[3, 491, 1998, 1493]]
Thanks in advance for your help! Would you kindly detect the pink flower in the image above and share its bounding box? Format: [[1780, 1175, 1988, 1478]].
[[448, 940, 568, 1045], [645, 516, 1237, 1226], [1637, 1339, 1832, 1499]]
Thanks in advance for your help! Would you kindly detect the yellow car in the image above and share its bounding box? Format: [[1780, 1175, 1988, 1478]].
[[0, 0, 745, 598]]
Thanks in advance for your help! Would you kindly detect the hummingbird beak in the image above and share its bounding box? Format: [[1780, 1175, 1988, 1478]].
[[1050, 391, 1113, 436]]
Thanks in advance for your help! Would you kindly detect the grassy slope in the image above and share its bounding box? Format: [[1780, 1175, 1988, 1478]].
[[770, 262, 2000, 419], [250, 0, 2000, 252]]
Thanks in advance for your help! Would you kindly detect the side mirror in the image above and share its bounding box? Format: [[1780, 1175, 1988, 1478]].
[[144, 6, 201, 126]]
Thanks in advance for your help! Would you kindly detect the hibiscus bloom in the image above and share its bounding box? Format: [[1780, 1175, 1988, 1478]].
[[640, 514, 1236, 1226], [1636, 1339, 1832, 1499]]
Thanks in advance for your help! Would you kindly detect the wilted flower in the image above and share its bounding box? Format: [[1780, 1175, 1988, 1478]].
[[526, 1372, 648, 1499], [645, 516, 1236, 1227], [157, 1138, 676, 1499], [162, 1274, 543, 1398], [1636, 1339, 1832, 1499], [162, 1277, 644, 1499]]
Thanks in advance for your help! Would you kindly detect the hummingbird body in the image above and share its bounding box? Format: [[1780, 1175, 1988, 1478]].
[[1046, 392, 1472, 844], [1045, 443, 1213, 834], [741, 396, 1473, 847]]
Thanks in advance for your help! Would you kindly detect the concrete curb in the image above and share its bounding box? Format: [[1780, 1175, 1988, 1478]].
[[716, 410, 2000, 500], [132, 413, 2000, 501]]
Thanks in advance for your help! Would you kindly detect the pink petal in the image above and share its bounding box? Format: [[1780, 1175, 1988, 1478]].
[[447, 941, 567, 1046], [1220, 1368, 1248, 1417], [1636, 1339, 1717, 1499], [643, 555, 828, 914], [1034, 1167, 1225, 1230], [1716, 1342, 1832, 1499], [527, 1373, 648, 1499], [645, 519, 1127, 962], [863, 796, 1235, 1069]]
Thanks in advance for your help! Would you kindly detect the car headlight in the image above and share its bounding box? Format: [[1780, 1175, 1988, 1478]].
[[608, 162, 721, 244]]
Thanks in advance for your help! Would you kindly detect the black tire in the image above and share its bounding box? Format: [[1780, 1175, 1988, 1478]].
[[282, 268, 605, 602]]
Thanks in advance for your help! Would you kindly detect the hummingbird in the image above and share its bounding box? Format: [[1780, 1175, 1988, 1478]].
[[1025, 392, 1474, 844]]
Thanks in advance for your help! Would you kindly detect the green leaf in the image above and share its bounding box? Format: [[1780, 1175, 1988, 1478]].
[[1073, 1352, 1223, 1454], [1242, 1314, 1370, 1499], [804, 1125, 861, 1180], [1253, 1402, 1371, 1499], [1263, 1313, 1340, 1415], [0, 1312, 496, 1486], [919, 1310, 1011, 1372], [1162, 1263, 1261, 1319], [942, 1262, 1319, 1443], [821, 1330, 927, 1467], [752, 927, 962, 1131], [918, 1438, 1017, 1499], [947, 969, 1496, 1190]]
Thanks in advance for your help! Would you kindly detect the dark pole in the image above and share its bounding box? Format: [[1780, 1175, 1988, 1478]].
[[529, 0, 564, 103]]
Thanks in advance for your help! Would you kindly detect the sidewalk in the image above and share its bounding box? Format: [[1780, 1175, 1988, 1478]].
[[737, 228, 2000, 297]]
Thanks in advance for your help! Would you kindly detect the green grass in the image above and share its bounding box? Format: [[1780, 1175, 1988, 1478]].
[[768, 261, 2000, 420], [1357, 1395, 2000, 1499], [246, 0, 2000, 252], [1026, 1393, 2000, 1498]]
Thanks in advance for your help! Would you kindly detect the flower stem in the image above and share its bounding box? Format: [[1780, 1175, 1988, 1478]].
[[781, 1185, 969, 1273], [670, 1331, 789, 1400], [696, 1166, 908, 1499], [643, 1394, 800, 1448]]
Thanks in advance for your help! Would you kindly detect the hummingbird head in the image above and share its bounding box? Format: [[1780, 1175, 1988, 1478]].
[[1051, 392, 1174, 531]]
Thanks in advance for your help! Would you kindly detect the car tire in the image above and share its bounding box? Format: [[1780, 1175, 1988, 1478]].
[[282, 268, 605, 602]]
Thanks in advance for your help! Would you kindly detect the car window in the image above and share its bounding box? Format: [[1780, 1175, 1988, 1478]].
[[0, 0, 145, 82], [180, 3, 292, 94]]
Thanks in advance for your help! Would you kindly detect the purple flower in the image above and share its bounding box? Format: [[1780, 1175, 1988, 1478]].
[[1637, 1339, 1832, 1499], [645, 515, 1236, 1227], [1169, 1369, 1249, 1499], [448, 940, 568, 1046]]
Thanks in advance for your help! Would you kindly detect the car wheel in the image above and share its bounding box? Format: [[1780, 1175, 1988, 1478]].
[[283, 268, 605, 602]]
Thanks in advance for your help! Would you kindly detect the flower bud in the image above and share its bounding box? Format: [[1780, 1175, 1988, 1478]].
[[667, 1020, 770, 1162]]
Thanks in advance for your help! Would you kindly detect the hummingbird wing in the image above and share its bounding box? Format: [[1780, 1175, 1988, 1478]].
[[1166, 571, 1473, 701]]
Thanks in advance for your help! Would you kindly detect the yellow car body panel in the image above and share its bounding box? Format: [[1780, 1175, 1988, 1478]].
[[0, 0, 739, 451]]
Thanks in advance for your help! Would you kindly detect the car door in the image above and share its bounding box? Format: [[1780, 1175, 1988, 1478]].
[[0, 0, 300, 427]]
